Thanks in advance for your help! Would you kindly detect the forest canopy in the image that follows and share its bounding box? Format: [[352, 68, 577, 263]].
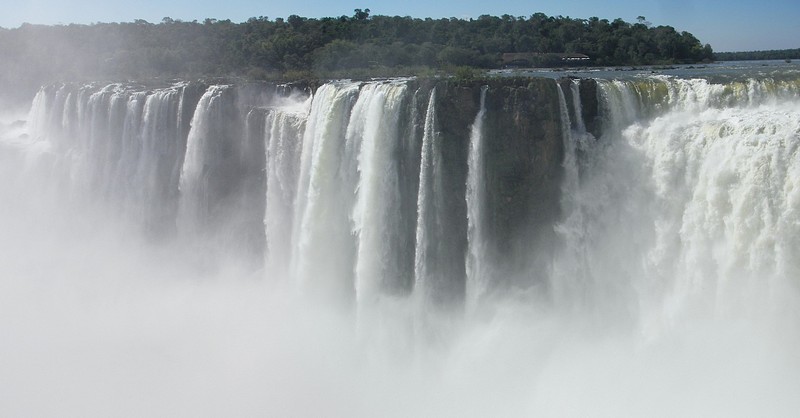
[[0, 10, 714, 102]]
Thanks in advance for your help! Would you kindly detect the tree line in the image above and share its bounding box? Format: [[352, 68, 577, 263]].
[[714, 48, 800, 61], [0, 10, 713, 103]]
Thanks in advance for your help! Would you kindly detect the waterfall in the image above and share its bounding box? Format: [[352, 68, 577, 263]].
[[179, 85, 228, 231], [25, 87, 49, 141], [136, 86, 184, 231], [113, 91, 146, 210], [6, 71, 800, 416], [547, 75, 800, 332], [630, 97, 800, 320], [551, 83, 585, 308], [413, 87, 437, 306], [465, 85, 488, 309], [569, 80, 586, 134], [263, 98, 308, 280], [291, 82, 360, 302], [14, 74, 800, 318], [350, 82, 407, 304]]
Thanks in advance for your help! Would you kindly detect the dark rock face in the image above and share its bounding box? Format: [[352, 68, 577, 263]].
[[392, 84, 433, 296], [31, 76, 586, 304], [417, 77, 567, 298], [557, 77, 600, 138], [578, 78, 600, 138], [426, 81, 479, 305], [482, 78, 564, 290]]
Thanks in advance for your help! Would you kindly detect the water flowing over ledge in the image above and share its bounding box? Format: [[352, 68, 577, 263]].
[[3, 73, 800, 416], [17, 75, 800, 308]]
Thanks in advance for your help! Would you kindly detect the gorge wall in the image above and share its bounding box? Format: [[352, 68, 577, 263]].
[[17, 77, 581, 308], [11, 73, 800, 315]]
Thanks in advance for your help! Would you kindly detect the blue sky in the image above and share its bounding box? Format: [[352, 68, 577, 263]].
[[2, 0, 798, 52]]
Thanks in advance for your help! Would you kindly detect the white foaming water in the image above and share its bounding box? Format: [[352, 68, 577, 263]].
[[264, 98, 308, 280], [629, 101, 800, 321], [291, 81, 360, 302], [350, 81, 407, 304], [2, 76, 800, 417], [179, 84, 228, 231]]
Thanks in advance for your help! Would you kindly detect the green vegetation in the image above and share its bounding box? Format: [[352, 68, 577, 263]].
[[714, 48, 800, 61], [0, 10, 713, 102]]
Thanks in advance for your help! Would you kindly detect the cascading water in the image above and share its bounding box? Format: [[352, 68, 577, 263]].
[[465, 85, 488, 308], [291, 81, 361, 302], [551, 82, 587, 310], [179, 85, 229, 233], [350, 81, 407, 304], [413, 87, 438, 307], [3, 70, 800, 417], [626, 88, 800, 321], [263, 95, 309, 280], [134, 86, 186, 230]]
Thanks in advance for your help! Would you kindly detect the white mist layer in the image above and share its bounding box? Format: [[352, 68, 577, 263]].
[[2, 77, 800, 417], [1, 216, 797, 417]]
